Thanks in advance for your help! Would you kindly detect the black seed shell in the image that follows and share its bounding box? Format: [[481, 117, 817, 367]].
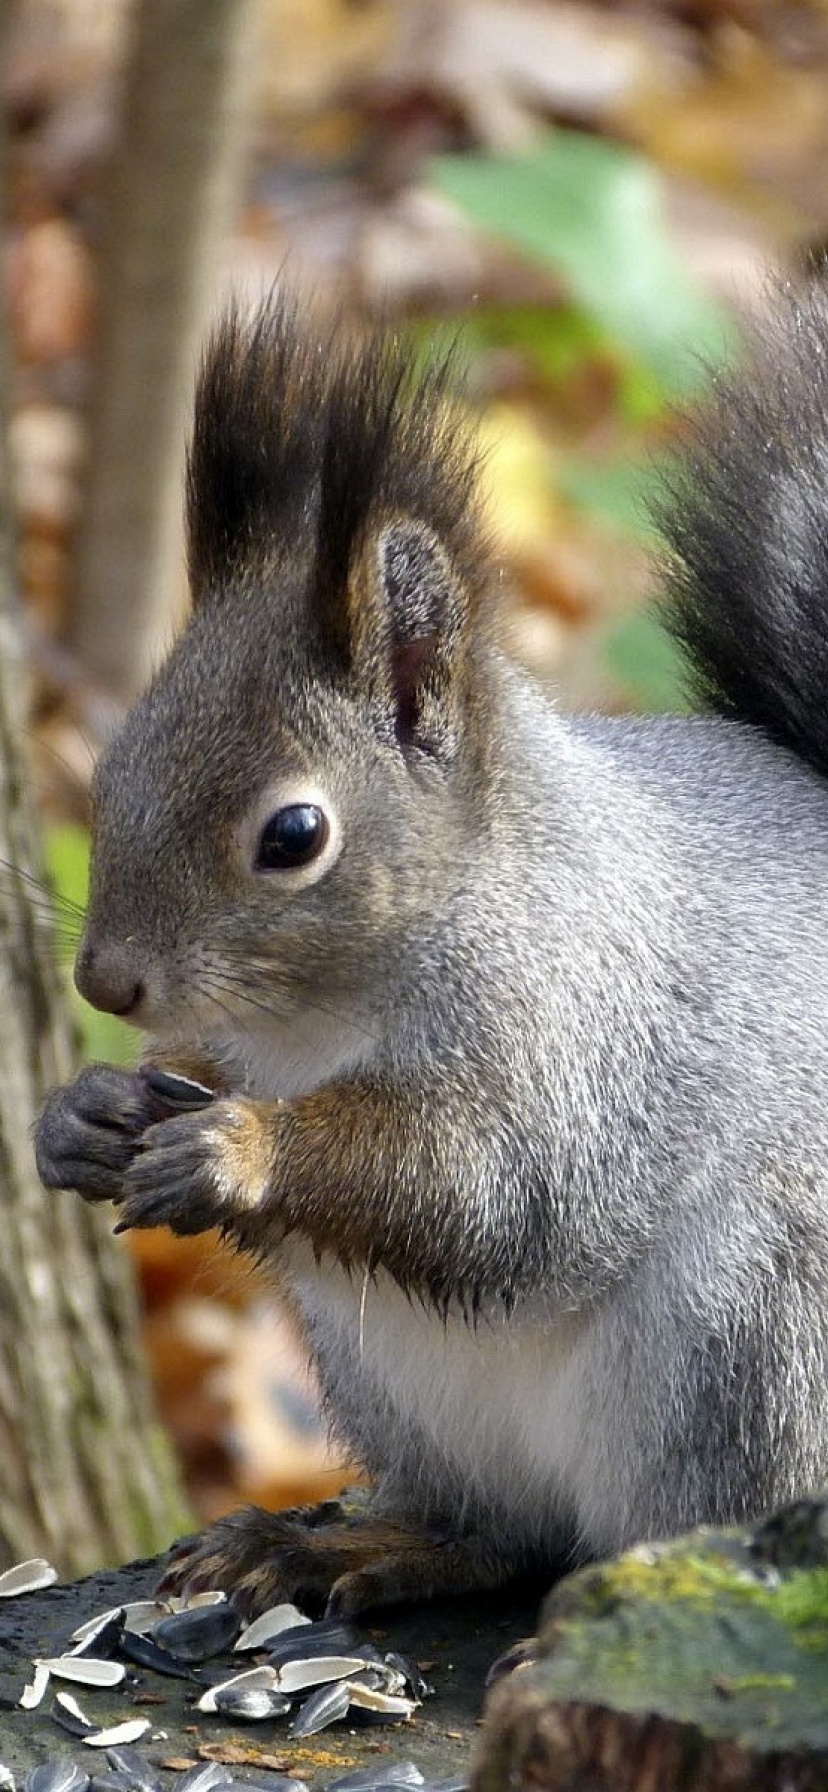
[[50, 1695, 96, 1739], [214, 1682, 292, 1719], [119, 1630, 196, 1680], [290, 1679, 351, 1735], [103, 1747, 161, 1792], [383, 1652, 433, 1700], [327, 1764, 424, 1792], [174, 1765, 235, 1792], [70, 1611, 126, 1660], [241, 1780, 308, 1792], [141, 1068, 215, 1111], [151, 1602, 242, 1661], [25, 1768, 90, 1792], [267, 1620, 363, 1667]]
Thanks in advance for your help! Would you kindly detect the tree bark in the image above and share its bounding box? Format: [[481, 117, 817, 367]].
[[70, 0, 255, 702], [0, 25, 187, 1574]]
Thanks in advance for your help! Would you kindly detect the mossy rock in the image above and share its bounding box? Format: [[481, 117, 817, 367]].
[[475, 1498, 828, 1792]]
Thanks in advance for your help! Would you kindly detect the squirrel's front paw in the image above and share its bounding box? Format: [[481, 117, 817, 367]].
[[115, 1098, 274, 1236], [35, 1064, 156, 1201]]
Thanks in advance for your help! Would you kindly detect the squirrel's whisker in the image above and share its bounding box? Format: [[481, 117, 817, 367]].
[[0, 856, 87, 918], [21, 725, 95, 803], [202, 971, 377, 1062], [209, 964, 380, 1043]]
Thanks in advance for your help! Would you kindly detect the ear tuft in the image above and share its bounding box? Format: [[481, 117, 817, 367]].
[[184, 293, 496, 719], [381, 522, 461, 633], [186, 294, 328, 602], [378, 520, 467, 755]]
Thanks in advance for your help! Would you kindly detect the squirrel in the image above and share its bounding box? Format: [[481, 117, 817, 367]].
[[34, 279, 828, 1619]]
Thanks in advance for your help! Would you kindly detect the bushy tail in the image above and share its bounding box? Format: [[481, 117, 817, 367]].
[[659, 274, 828, 778]]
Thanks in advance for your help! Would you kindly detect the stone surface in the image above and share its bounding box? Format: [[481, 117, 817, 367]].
[[0, 1548, 537, 1783]]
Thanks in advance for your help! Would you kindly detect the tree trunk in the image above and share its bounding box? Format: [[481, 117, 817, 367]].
[[475, 1515, 828, 1792], [69, 0, 255, 703], [0, 25, 187, 1575]]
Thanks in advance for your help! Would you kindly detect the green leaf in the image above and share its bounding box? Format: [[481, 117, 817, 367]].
[[431, 131, 735, 393], [604, 611, 692, 714], [44, 823, 135, 1067], [457, 301, 606, 384], [75, 1000, 136, 1068], [559, 456, 664, 542], [45, 821, 90, 923]]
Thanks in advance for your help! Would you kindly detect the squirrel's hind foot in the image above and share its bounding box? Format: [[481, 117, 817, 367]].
[[157, 1493, 504, 1618]]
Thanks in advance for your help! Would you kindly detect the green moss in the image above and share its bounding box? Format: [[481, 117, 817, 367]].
[[774, 1568, 828, 1631], [532, 1530, 828, 1756], [589, 1547, 828, 1641], [597, 1547, 769, 1610], [718, 1673, 796, 1694]]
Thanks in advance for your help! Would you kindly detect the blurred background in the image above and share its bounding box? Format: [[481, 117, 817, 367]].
[[4, 0, 828, 1539]]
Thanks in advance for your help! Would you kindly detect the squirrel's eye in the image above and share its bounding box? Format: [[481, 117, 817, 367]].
[[255, 803, 328, 871]]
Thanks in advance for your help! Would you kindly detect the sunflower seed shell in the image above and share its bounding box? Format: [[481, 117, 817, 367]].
[[103, 1747, 161, 1792], [214, 1683, 292, 1719], [174, 1765, 234, 1792], [52, 1691, 96, 1737], [119, 1629, 196, 1679], [150, 1602, 242, 1661], [234, 1603, 310, 1651], [241, 1780, 309, 1792], [383, 1652, 433, 1700], [140, 1068, 215, 1110], [69, 1611, 125, 1659], [83, 1721, 151, 1748], [71, 1603, 161, 1645], [276, 1654, 386, 1693], [268, 1631, 368, 1674], [326, 1765, 425, 1792], [0, 1558, 58, 1597], [291, 1678, 351, 1736], [19, 1661, 50, 1710], [196, 1663, 282, 1714], [344, 1783, 426, 1791], [24, 1766, 90, 1792], [165, 1590, 227, 1611], [39, 1657, 126, 1688], [341, 1666, 406, 1697], [346, 1680, 417, 1717]]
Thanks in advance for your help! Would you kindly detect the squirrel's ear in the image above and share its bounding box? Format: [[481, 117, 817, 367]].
[[365, 519, 469, 757]]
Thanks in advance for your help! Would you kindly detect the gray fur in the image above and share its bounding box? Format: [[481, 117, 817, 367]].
[[36, 287, 828, 1585]]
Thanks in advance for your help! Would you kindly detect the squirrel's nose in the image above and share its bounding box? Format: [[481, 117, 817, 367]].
[[75, 938, 145, 1017]]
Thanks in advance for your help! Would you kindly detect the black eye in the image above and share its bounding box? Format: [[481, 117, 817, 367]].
[[255, 803, 329, 871]]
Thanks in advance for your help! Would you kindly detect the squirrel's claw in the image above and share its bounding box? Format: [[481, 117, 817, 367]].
[[156, 1498, 504, 1619], [115, 1111, 225, 1235], [116, 1098, 273, 1237]]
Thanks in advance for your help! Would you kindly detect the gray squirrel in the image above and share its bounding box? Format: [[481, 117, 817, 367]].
[[35, 279, 828, 1617]]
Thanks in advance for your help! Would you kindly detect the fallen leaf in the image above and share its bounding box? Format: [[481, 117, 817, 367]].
[[197, 1745, 293, 1771]]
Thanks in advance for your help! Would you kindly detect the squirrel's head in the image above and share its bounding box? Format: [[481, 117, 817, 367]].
[[75, 297, 501, 1055]]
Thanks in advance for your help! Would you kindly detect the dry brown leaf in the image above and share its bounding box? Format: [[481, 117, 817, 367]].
[[196, 1745, 294, 1771]]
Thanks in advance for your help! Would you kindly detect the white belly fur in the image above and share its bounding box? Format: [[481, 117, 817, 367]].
[[281, 1241, 606, 1554], [214, 1019, 624, 1555]]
